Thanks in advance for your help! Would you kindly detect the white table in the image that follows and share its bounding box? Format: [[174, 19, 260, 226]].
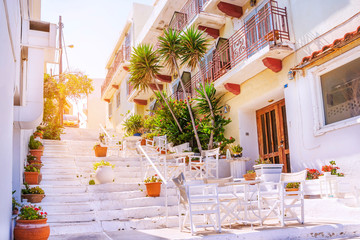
[[226, 157, 251, 178], [223, 179, 263, 226]]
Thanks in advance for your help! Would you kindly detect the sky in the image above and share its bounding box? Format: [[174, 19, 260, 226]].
[[41, 0, 154, 79]]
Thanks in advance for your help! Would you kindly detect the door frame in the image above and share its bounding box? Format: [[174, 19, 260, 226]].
[[256, 99, 290, 172]]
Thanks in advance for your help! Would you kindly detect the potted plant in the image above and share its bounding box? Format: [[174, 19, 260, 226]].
[[28, 135, 43, 161], [14, 204, 50, 240], [230, 144, 243, 158], [243, 170, 256, 181], [24, 165, 41, 185], [93, 143, 107, 157], [122, 114, 144, 136], [285, 182, 300, 195], [33, 129, 43, 139], [306, 168, 320, 180], [329, 161, 339, 175], [321, 165, 333, 177], [144, 174, 162, 197], [93, 160, 115, 184], [21, 183, 45, 203], [253, 157, 283, 183], [12, 190, 21, 215]]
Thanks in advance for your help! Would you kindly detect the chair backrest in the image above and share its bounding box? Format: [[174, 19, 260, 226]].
[[280, 170, 307, 182], [172, 143, 191, 154], [172, 172, 187, 204], [203, 177, 233, 187], [202, 148, 220, 158]]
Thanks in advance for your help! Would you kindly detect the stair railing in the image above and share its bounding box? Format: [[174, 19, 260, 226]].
[[137, 142, 169, 226]]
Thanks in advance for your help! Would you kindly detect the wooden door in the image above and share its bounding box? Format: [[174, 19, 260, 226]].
[[256, 99, 291, 172]]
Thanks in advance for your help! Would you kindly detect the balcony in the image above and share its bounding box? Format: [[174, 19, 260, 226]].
[[169, 0, 225, 38], [101, 44, 131, 100], [170, 0, 293, 100], [127, 81, 165, 106]]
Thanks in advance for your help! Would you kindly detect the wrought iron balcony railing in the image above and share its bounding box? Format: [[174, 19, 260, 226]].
[[170, 0, 290, 100], [101, 44, 131, 98], [169, 0, 210, 31]]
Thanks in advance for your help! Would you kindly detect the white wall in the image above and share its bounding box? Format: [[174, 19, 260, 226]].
[[0, 0, 21, 238], [87, 78, 107, 129]]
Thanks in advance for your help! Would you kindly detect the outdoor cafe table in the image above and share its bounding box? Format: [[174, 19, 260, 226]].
[[224, 179, 263, 226]]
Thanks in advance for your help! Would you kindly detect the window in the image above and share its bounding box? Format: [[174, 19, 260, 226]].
[[116, 91, 120, 108], [320, 57, 360, 125]]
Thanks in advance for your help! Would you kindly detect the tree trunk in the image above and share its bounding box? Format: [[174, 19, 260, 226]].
[[199, 64, 215, 150], [175, 62, 202, 152], [152, 81, 184, 133]]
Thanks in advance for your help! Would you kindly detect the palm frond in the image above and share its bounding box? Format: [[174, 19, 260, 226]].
[[158, 28, 182, 75], [129, 44, 162, 92], [180, 26, 209, 71]]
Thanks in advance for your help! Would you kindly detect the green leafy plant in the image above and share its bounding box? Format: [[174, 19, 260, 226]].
[[28, 135, 42, 150], [22, 183, 44, 195], [122, 114, 144, 136], [12, 190, 21, 212], [247, 170, 255, 174], [255, 157, 272, 165], [230, 144, 243, 154], [24, 165, 40, 173], [144, 174, 162, 183], [93, 160, 115, 171], [27, 155, 37, 162], [285, 182, 300, 189], [93, 143, 101, 150], [89, 179, 95, 185], [18, 204, 47, 220]]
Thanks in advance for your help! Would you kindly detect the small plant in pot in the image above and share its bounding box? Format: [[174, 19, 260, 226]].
[[230, 144, 243, 158], [21, 183, 45, 203], [14, 204, 50, 240], [93, 143, 107, 157], [28, 135, 43, 161], [93, 160, 115, 184], [24, 165, 41, 185], [243, 170, 256, 181], [144, 174, 162, 197], [33, 129, 44, 139], [285, 182, 300, 194]]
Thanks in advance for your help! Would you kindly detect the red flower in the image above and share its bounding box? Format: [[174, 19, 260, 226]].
[[154, 174, 158, 176], [34, 208, 39, 211]]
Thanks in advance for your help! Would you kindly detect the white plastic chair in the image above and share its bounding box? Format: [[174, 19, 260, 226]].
[[201, 148, 220, 179], [173, 173, 222, 235], [260, 170, 307, 226]]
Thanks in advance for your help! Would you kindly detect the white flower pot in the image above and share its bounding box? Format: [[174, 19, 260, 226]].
[[95, 166, 115, 184]]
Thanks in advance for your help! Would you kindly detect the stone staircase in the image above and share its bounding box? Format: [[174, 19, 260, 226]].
[[37, 138, 179, 236]]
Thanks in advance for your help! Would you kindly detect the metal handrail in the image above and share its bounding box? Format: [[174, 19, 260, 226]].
[[137, 143, 169, 225]]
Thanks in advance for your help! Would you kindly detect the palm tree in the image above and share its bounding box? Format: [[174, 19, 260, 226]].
[[129, 44, 183, 133], [158, 28, 202, 152], [180, 27, 216, 150]]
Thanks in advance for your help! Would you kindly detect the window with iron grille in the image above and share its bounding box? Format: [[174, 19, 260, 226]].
[[320, 57, 360, 125]]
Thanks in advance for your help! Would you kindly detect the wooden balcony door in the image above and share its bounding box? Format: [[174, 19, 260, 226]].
[[256, 99, 291, 172]]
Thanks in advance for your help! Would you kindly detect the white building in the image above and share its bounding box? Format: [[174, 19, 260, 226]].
[[103, 0, 360, 177], [0, 0, 57, 238], [87, 78, 107, 129]]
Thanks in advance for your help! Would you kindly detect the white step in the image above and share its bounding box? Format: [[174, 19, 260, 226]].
[[124, 196, 178, 208], [42, 193, 90, 203], [40, 202, 93, 213], [47, 212, 96, 222], [49, 222, 102, 236], [101, 216, 179, 231], [39, 185, 87, 194]]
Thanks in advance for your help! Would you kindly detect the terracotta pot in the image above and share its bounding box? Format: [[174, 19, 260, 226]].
[[22, 194, 45, 203], [29, 149, 42, 161], [24, 172, 40, 185], [40, 146, 44, 156], [145, 182, 162, 197], [94, 146, 107, 157], [285, 188, 299, 196], [94, 166, 114, 184], [243, 173, 256, 181], [14, 218, 50, 240], [141, 138, 146, 145]]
